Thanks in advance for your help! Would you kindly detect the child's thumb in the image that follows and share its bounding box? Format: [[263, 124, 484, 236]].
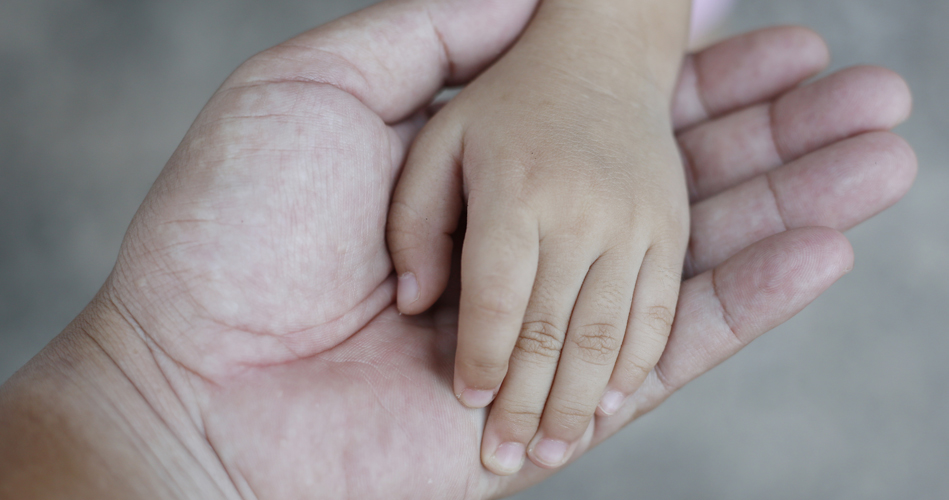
[[387, 117, 464, 315]]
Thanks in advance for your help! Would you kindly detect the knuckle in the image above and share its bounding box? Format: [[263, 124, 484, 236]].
[[652, 262, 684, 286], [513, 319, 566, 362], [640, 304, 676, 336], [548, 401, 593, 432], [563, 210, 597, 235], [495, 405, 542, 432], [386, 235, 422, 260], [459, 356, 508, 382], [570, 323, 623, 366], [386, 201, 415, 226], [386, 203, 426, 248], [470, 283, 521, 318], [591, 281, 627, 311], [616, 353, 653, 389]]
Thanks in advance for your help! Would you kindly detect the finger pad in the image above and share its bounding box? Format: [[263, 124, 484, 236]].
[[772, 132, 918, 231], [696, 26, 829, 115], [773, 66, 914, 160], [715, 227, 853, 340]]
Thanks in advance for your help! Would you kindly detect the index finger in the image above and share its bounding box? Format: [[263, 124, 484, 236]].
[[454, 204, 539, 408]]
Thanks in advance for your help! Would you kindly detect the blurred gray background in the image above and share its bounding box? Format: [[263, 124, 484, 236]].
[[1, 0, 946, 498]]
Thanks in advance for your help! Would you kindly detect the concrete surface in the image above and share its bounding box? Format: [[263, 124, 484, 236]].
[[1, 0, 947, 498]]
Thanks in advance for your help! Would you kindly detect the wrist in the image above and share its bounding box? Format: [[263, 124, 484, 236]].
[[0, 292, 236, 499], [524, 0, 691, 97]]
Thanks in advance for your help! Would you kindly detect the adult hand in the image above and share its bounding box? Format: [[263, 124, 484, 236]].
[[0, 0, 915, 498]]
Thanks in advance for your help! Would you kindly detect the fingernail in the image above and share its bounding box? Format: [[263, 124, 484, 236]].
[[459, 388, 495, 408], [531, 438, 568, 467], [492, 442, 525, 474], [598, 390, 626, 416], [398, 272, 419, 306]]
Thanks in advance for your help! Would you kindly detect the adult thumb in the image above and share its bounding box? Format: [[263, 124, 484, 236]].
[[225, 0, 540, 123]]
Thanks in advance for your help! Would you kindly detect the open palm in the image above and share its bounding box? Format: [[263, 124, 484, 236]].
[[104, 2, 915, 499]]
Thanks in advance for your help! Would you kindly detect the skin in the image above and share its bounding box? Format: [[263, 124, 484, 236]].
[[387, 0, 695, 474], [0, 1, 915, 499]]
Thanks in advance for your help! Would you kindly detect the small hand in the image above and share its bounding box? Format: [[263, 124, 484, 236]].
[[388, 27, 690, 473]]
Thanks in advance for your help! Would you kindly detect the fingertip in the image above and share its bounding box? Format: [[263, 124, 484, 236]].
[[526, 420, 592, 469], [748, 26, 830, 75], [839, 66, 913, 128], [888, 133, 919, 197], [792, 228, 855, 293], [747, 227, 855, 295], [695, 26, 835, 116], [453, 369, 500, 408], [483, 441, 526, 476], [859, 66, 914, 126], [840, 235, 856, 274], [895, 74, 914, 125], [396, 272, 421, 313], [390, 246, 450, 314], [527, 436, 570, 469], [820, 227, 855, 275], [795, 226, 852, 269], [387, 215, 451, 314], [847, 131, 918, 213], [782, 25, 831, 73], [770, 66, 917, 164], [455, 385, 498, 409], [597, 389, 626, 417]]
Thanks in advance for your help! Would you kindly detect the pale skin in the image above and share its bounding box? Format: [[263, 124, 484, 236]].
[[0, 1, 916, 499], [387, 0, 694, 473]]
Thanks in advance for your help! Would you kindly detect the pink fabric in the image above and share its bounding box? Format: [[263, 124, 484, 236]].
[[691, 0, 737, 41]]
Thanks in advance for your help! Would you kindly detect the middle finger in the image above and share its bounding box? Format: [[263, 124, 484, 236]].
[[479, 239, 591, 475], [527, 251, 639, 469]]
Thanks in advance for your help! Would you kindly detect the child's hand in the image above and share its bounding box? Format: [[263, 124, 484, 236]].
[[387, 20, 688, 476]]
